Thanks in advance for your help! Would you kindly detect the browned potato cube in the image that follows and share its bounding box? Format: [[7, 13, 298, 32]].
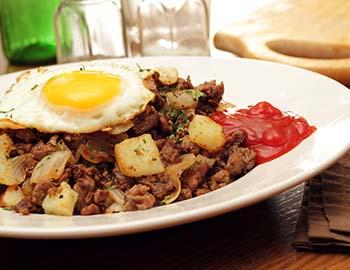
[[115, 134, 164, 177], [189, 115, 226, 152]]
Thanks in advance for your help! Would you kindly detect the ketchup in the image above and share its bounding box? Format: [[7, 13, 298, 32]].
[[211, 101, 316, 164]]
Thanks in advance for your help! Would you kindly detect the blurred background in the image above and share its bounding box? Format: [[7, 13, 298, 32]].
[[1, 0, 348, 84], [0, 0, 273, 73]]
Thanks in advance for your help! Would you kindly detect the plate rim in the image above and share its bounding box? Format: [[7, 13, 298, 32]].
[[0, 56, 349, 239]]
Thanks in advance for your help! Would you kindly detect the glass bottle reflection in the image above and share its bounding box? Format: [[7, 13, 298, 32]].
[[138, 0, 210, 56], [55, 0, 127, 64]]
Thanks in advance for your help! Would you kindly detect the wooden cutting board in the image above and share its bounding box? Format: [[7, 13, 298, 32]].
[[214, 0, 350, 84]]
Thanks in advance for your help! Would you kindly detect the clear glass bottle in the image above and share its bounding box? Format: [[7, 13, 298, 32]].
[[54, 0, 127, 64], [0, 0, 61, 65], [121, 0, 141, 56], [138, 0, 210, 56]]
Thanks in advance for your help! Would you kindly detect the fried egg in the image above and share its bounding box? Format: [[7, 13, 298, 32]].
[[0, 62, 154, 133]]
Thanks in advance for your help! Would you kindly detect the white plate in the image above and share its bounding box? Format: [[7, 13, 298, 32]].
[[0, 57, 349, 239]]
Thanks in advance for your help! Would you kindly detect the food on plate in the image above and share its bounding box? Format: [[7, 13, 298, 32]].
[[42, 182, 78, 216], [188, 115, 226, 153], [0, 62, 315, 216], [0, 62, 154, 133], [114, 134, 165, 177]]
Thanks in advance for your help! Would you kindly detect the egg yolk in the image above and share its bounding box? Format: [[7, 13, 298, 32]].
[[42, 71, 121, 110]]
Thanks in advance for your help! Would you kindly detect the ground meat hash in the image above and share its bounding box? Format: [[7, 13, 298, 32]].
[[0, 73, 256, 215]]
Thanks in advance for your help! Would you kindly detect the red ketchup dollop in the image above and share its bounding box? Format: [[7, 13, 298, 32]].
[[211, 101, 317, 164]]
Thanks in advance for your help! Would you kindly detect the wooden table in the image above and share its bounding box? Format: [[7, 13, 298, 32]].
[[1, 184, 350, 269]]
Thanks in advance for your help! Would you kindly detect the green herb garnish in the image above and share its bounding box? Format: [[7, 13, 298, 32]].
[[87, 143, 94, 152], [0, 108, 15, 118], [158, 85, 177, 91], [31, 84, 39, 91], [191, 88, 206, 101], [171, 109, 189, 135], [184, 88, 206, 101], [0, 108, 14, 114], [136, 63, 151, 72]]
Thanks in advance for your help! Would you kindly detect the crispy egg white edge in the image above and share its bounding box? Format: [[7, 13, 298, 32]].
[[0, 62, 155, 133]]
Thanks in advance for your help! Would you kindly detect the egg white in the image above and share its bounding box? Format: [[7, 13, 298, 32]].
[[0, 61, 154, 133]]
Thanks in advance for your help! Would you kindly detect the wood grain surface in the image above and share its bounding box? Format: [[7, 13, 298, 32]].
[[1, 184, 350, 270], [214, 0, 350, 84]]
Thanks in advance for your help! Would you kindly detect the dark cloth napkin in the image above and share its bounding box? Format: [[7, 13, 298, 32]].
[[294, 150, 350, 251]]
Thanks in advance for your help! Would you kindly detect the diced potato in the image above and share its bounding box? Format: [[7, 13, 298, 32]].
[[188, 115, 226, 153], [0, 186, 24, 208], [115, 134, 164, 177], [42, 182, 78, 216]]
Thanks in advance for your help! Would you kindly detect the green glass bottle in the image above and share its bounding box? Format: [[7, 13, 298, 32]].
[[0, 0, 61, 65]]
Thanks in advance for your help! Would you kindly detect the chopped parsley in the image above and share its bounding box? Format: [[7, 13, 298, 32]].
[[158, 85, 177, 91], [87, 143, 94, 152], [31, 84, 39, 91], [136, 63, 151, 72], [170, 108, 189, 135], [161, 106, 190, 138], [191, 88, 206, 101], [134, 148, 142, 155], [0, 108, 14, 114], [0, 108, 15, 118], [134, 141, 148, 155], [184, 88, 206, 101]]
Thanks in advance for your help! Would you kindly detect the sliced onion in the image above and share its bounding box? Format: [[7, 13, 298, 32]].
[[0, 134, 29, 186], [8, 154, 31, 185], [57, 140, 76, 164], [106, 202, 124, 213], [103, 122, 133, 135], [195, 154, 216, 168], [30, 151, 71, 184], [162, 153, 197, 205], [109, 188, 125, 205], [0, 186, 24, 208], [166, 90, 197, 109], [78, 134, 115, 164], [216, 100, 235, 112]]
